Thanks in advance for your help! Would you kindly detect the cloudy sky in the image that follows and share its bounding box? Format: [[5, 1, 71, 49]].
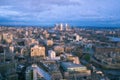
[[0, 0, 120, 26]]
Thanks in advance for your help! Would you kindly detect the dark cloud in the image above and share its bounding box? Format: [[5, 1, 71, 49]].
[[0, 0, 120, 26]]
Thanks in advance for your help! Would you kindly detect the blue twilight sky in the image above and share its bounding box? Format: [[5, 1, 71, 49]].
[[0, 0, 120, 26]]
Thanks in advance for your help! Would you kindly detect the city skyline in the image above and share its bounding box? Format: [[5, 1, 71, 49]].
[[0, 0, 120, 26]]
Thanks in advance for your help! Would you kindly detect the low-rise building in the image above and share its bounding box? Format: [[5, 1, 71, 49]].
[[48, 50, 56, 59], [54, 45, 64, 54], [60, 62, 91, 80], [45, 40, 54, 46], [31, 45, 45, 59], [2, 33, 13, 44]]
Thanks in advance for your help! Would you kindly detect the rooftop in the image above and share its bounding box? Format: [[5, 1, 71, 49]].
[[60, 62, 87, 72], [108, 37, 120, 42]]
